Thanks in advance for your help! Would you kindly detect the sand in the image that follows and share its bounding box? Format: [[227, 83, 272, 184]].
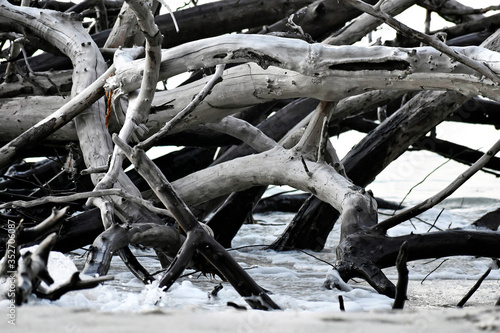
[[2, 280, 500, 333], [3, 304, 500, 333]]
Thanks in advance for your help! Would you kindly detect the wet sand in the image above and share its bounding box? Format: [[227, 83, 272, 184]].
[[3, 280, 500, 333], [3, 304, 500, 333]]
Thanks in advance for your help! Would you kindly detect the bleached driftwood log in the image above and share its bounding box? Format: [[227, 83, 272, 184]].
[[108, 34, 500, 97], [2, 35, 500, 143]]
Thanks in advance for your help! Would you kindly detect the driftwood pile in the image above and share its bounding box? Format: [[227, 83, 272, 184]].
[[1, 0, 500, 310]]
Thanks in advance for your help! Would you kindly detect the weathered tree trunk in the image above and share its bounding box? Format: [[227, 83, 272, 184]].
[[3, 37, 500, 146]]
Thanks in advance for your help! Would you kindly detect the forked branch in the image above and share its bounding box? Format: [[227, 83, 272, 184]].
[[138, 64, 226, 150], [113, 134, 280, 310]]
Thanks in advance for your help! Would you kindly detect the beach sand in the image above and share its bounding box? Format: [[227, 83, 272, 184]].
[[3, 280, 500, 333], [3, 303, 500, 333]]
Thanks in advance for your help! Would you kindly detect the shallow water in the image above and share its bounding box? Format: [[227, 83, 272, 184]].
[[3, 199, 499, 313]]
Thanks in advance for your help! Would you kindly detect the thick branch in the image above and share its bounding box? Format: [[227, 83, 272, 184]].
[[108, 34, 500, 96], [4, 40, 500, 143], [148, 62, 500, 137], [336, 229, 500, 297], [205, 116, 278, 153], [343, 0, 500, 84], [34, 272, 114, 301], [166, 143, 375, 219]]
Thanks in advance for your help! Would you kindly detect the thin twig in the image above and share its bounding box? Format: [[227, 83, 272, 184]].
[[296, 249, 335, 268], [301, 155, 312, 177], [421, 258, 449, 284], [427, 208, 444, 233], [156, 0, 180, 32], [227, 244, 270, 251], [227, 245, 336, 268], [338, 295, 345, 311], [378, 212, 443, 231], [392, 158, 450, 214]]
